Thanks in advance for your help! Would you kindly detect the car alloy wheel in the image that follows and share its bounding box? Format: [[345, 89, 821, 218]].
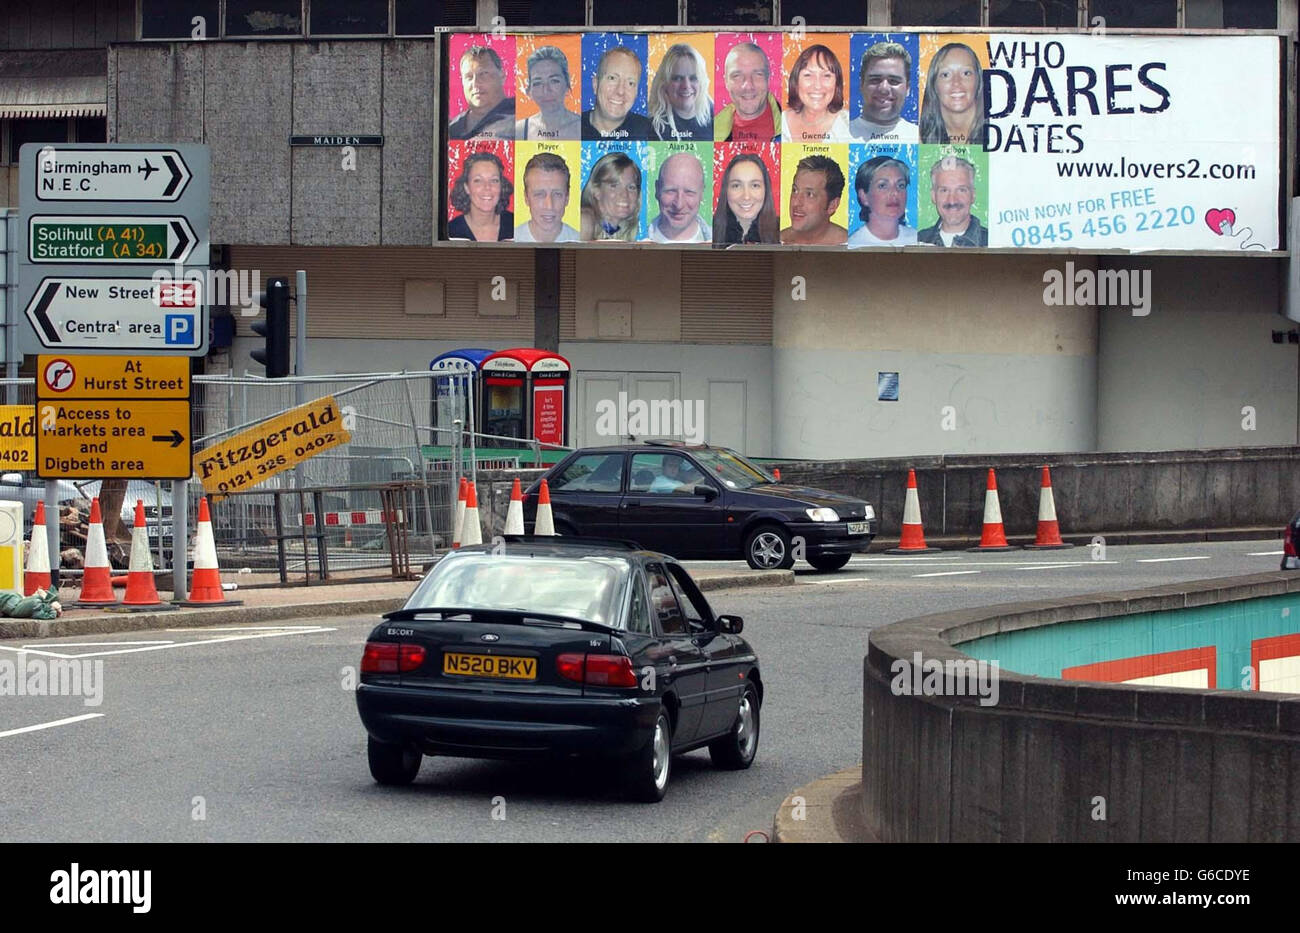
[[745, 524, 793, 570], [625, 709, 673, 802], [652, 716, 670, 793], [709, 682, 760, 770]]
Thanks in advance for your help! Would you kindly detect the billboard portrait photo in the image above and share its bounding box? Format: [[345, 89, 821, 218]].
[[440, 29, 1281, 252]]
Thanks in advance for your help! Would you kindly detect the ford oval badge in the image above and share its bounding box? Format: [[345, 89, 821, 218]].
[[480, 633, 500, 642]]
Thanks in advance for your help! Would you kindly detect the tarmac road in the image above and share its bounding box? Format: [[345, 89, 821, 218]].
[[0, 539, 1286, 843]]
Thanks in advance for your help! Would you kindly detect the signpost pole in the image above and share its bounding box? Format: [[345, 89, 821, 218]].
[[44, 479, 58, 588], [293, 270, 307, 491], [2, 211, 16, 397], [172, 479, 188, 601]]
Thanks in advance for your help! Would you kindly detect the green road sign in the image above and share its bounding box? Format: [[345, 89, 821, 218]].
[[28, 215, 197, 264]]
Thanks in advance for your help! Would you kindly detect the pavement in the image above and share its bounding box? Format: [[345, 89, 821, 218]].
[[0, 565, 795, 639]]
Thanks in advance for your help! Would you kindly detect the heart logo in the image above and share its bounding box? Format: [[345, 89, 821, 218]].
[[1205, 208, 1236, 236]]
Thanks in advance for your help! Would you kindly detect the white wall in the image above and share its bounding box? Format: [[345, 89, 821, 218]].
[[1097, 257, 1297, 450], [772, 252, 1099, 458]]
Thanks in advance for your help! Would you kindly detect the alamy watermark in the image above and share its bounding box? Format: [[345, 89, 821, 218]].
[[889, 651, 1000, 707], [0, 651, 103, 707], [593, 392, 704, 444], [1042, 261, 1150, 316]]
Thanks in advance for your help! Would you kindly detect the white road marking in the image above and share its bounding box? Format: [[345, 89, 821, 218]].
[[803, 576, 873, 585], [1248, 551, 1283, 556], [20, 641, 174, 648], [1016, 562, 1098, 570], [0, 714, 103, 740], [161, 625, 327, 632], [1135, 556, 1211, 563], [0, 626, 335, 660], [913, 570, 982, 578]]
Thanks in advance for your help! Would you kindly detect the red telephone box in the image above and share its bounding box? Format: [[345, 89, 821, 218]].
[[480, 349, 570, 446]]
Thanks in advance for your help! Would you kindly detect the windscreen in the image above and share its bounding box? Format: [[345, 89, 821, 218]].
[[690, 449, 772, 491], [405, 554, 629, 626]]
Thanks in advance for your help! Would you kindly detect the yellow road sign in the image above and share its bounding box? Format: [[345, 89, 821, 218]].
[[0, 406, 35, 471], [37, 399, 191, 479], [193, 395, 350, 496], [37, 354, 189, 399]]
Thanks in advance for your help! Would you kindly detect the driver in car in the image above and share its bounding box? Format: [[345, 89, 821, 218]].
[[649, 456, 704, 494]]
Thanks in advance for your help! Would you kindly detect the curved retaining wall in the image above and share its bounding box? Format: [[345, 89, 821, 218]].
[[863, 572, 1300, 843]]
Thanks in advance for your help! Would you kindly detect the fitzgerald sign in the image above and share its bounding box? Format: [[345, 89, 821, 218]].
[[0, 407, 36, 471], [192, 396, 351, 496], [442, 30, 1280, 251]]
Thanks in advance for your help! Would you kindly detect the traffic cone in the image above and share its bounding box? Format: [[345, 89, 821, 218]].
[[24, 502, 51, 595], [886, 469, 942, 554], [968, 469, 1016, 551], [452, 477, 467, 549], [1024, 466, 1074, 549], [460, 482, 482, 546], [113, 500, 177, 612], [773, 468, 782, 481], [504, 478, 524, 535], [534, 479, 556, 536], [75, 498, 118, 607], [177, 496, 243, 606]]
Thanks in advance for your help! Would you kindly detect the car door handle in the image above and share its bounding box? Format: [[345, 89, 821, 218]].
[[623, 500, 640, 507]]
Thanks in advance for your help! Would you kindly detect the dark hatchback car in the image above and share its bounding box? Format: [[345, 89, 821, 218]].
[[1283, 512, 1300, 569], [355, 538, 762, 802], [524, 443, 876, 571]]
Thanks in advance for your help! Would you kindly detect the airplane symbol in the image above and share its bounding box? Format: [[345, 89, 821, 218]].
[[138, 158, 158, 180]]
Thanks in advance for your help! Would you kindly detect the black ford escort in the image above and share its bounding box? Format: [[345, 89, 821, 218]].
[[525, 443, 876, 570], [356, 538, 762, 802]]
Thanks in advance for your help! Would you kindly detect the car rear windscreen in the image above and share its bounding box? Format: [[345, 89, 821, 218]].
[[406, 555, 629, 626]]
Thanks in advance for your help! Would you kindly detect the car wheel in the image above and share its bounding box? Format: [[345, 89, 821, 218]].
[[367, 736, 422, 786], [624, 709, 672, 802], [744, 524, 794, 570], [709, 682, 760, 770], [807, 553, 851, 572]]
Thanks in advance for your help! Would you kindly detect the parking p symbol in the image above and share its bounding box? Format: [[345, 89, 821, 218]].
[[165, 314, 196, 346]]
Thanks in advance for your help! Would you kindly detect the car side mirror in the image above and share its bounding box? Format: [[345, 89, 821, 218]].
[[693, 484, 718, 500], [717, 614, 743, 634]]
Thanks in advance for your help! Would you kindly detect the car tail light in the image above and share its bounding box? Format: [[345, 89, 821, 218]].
[[1285, 530, 1297, 557], [556, 653, 637, 687], [361, 642, 426, 673]]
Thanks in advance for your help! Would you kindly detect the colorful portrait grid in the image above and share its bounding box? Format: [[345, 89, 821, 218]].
[[444, 31, 992, 247]]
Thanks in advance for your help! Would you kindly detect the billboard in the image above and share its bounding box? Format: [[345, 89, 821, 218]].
[[441, 31, 1280, 251]]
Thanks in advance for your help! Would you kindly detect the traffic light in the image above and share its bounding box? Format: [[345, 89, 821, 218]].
[[251, 277, 291, 378]]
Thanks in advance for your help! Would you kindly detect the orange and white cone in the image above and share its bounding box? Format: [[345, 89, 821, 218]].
[[887, 469, 941, 554], [534, 479, 556, 536], [24, 501, 51, 595], [1024, 466, 1074, 549], [452, 477, 467, 549], [460, 482, 483, 546], [75, 498, 117, 607], [968, 469, 1016, 551], [178, 497, 243, 606], [116, 500, 176, 611], [504, 478, 524, 535], [773, 468, 782, 481]]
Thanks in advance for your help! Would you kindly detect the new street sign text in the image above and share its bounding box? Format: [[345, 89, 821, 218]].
[[25, 276, 202, 352]]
